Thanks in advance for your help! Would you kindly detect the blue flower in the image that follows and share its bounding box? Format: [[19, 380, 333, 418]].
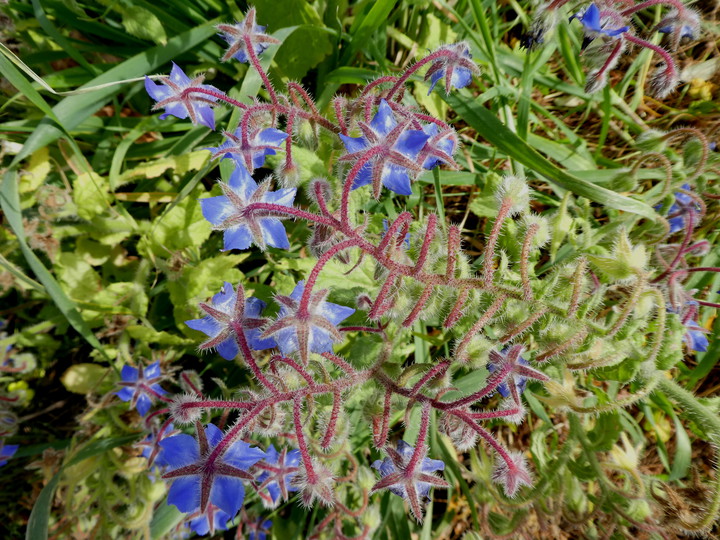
[[145, 63, 222, 130], [262, 281, 355, 364], [186, 281, 276, 360], [425, 42, 478, 94], [210, 127, 288, 174], [570, 3, 629, 38], [339, 99, 429, 197], [160, 423, 266, 517], [247, 517, 272, 540], [0, 440, 18, 466], [187, 504, 232, 536], [655, 184, 700, 234], [256, 445, 300, 505], [137, 422, 180, 469], [200, 164, 296, 251], [216, 7, 280, 63], [683, 319, 709, 352], [115, 362, 167, 417], [486, 346, 548, 402], [371, 440, 448, 521]]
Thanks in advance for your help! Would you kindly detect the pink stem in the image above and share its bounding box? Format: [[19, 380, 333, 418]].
[[621, 0, 687, 17]]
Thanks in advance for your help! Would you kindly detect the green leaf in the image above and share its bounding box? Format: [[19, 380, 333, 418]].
[[443, 92, 658, 219], [256, 0, 333, 80], [26, 434, 140, 540]]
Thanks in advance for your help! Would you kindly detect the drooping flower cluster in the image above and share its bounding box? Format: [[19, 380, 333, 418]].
[[525, 0, 702, 97]]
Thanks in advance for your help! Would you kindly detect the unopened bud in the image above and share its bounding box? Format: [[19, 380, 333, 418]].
[[496, 175, 531, 216]]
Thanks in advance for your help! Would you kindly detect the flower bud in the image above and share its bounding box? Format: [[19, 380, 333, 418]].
[[496, 175, 531, 216], [522, 214, 550, 248], [169, 393, 203, 425], [635, 129, 668, 153]]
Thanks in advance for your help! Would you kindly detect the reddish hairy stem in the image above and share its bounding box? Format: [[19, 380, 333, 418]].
[[407, 402, 431, 472], [244, 35, 278, 106], [482, 198, 513, 287], [299, 238, 361, 315], [293, 396, 316, 482], [621, 0, 687, 17], [321, 390, 343, 449]]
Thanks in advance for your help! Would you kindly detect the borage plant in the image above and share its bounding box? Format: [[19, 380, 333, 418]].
[[92, 4, 720, 539]]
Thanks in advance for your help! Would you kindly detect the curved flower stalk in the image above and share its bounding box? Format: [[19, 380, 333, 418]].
[[136, 5, 719, 536]]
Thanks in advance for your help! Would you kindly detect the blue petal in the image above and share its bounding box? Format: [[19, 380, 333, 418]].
[[116, 387, 134, 402], [216, 336, 239, 360], [159, 434, 200, 467], [211, 476, 245, 518], [262, 187, 296, 207], [186, 316, 222, 338], [351, 164, 372, 189], [382, 164, 413, 196], [167, 476, 201, 513], [223, 226, 254, 251], [260, 218, 290, 249], [602, 25, 629, 36], [200, 196, 232, 226], [582, 4, 602, 32], [264, 444, 279, 464], [205, 423, 224, 448], [308, 327, 335, 353], [451, 67, 473, 89], [136, 394, 152, 416], [421, 456, 445, 474], [245, 297, 267, 318], [246, 328, 277, 350], [169, 62, 191, 86], [289, 281, 305, 302], [668, 216, 686, 234], [212, 281, 236, 308], [257, 127, 288, 147], [319, 302, 355, 326], [228, 163, 259, 201], [370, 99, 397, 136], [145, 361, 162, 379], [150, 383, 167, 397], [161, 102, 189, 121], [145, 76, 171, 102], [396, 440, 414, 460], [395, 130, 430, 158], [224, 440, 266, 470], [340, 134, 368, 154], [121, 365, 139, 382], [275, 327, 298, 356], [197, 105, 215, 130]]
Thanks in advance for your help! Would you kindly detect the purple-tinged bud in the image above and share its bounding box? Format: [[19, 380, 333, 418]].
[[439, 411, 478, 451], [491, 450, 533, 498], [496, 175, 531, 216], [649, 62, 679, 99], [169, 394, 204, 425], [292, 458, 336, 508]]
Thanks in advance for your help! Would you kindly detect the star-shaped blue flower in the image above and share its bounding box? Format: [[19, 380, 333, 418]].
[[425, 42, 478, 94], [262, 281, 354, 364], [371, 440, 448, 521], [486, 346, 548, 402], [216, 7, 280, 63], [654, 184, 700, 234], [145, 63, 222, 130], [186, 281, 276, 360], [210, 127, 288, 174], [200, 164, 296, 251], [570, 3, 629, 38], [256, 444, 300, 505], [115, 362, 167, 417], [160, 422, 266, 518], [0, 440, 18, 466], [339, 99, 429, 197]]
